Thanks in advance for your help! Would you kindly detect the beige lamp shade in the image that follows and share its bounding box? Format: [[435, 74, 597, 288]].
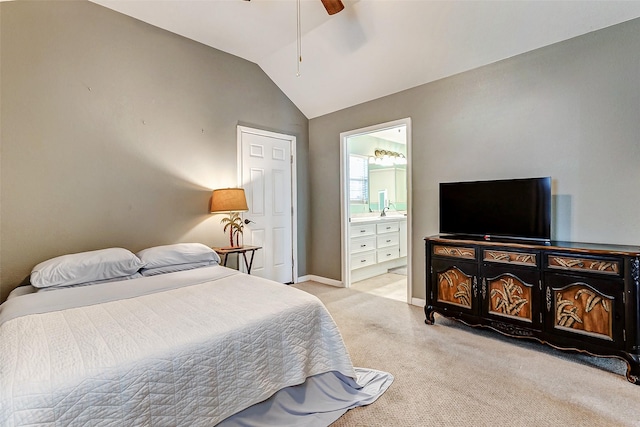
[[210, 188, 249, 213]]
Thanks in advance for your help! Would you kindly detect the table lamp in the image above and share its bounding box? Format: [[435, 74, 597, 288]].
[[210, 188, 249, 248]]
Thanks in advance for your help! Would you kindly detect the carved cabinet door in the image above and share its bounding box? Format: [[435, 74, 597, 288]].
[[544, 272, 625, 350], [431, 259, 479, 316], [481, 266, 541, 328]]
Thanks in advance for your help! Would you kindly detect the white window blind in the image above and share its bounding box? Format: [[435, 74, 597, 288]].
[[349, 155, 368, 203]]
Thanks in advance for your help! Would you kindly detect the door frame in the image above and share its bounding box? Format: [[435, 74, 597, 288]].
[[340, 117, 413, 303], [237, 125, 298, 283]]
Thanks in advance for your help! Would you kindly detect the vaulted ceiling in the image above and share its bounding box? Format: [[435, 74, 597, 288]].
[[91, 1, 640, 119]]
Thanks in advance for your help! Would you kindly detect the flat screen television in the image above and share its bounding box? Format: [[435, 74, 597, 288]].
[[439, 177, 552, 243]]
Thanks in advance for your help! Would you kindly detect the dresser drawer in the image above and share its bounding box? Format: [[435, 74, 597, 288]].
[[351, 223, 376, 237], [377, 221, 399, 234], [377, 246, 400, 262], [377, 233, 399, 248], [350, 236, 376, 254], [433, 245, 476, 260], [483, 249, 538, 267], [351, 251, 376, 269], [546, 254, 621, 276]]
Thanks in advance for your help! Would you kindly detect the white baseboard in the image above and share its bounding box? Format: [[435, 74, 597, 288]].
[[297, 275, 344, 287]]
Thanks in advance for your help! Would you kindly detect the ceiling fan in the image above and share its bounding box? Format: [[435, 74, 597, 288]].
[[244, 0, 345, 76], [320, 0, 345, 15]]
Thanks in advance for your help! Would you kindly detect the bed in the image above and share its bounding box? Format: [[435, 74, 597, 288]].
[[0, 244, 392, 426]]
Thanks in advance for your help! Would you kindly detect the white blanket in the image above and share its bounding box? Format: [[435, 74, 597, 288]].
[[0, 266, 359, 426]]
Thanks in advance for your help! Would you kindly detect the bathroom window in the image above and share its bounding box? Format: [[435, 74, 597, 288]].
[[349, 154, 368, 203]]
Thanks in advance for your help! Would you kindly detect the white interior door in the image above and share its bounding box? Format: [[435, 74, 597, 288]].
[[238, 126, 296, 283]]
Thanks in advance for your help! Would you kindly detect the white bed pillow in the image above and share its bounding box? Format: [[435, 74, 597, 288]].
[[36, 272, 143, 291], [136, 243, 220, 269], [30, 248, 145, 289], [140, 261, 217, 277]]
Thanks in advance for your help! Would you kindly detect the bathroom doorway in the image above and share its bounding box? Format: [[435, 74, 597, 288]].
[[340, 118, 412, 303]]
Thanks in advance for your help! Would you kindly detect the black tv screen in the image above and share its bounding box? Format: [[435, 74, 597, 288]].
[[439, 177, 552, 242]]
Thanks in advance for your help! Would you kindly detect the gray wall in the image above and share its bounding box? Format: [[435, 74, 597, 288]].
[[309, 18, 640, 299], [0, 0, 309, 301], [3, 1, 640, 304]]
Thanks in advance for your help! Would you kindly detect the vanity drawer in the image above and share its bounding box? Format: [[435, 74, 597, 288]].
[[351, 236, 377, 254], [377, 233, 400, 248], [351, 251, 376, 269], [377, 246, 400, 262], [351, 223, 376, 237], [377, 221, 399, 234]]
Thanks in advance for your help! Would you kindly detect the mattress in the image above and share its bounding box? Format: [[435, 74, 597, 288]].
[[0, 266, 377, 426]]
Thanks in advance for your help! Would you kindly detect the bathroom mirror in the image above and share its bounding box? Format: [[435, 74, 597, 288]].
[[369, 164, 407, 212], [347, 127, 407, 216]]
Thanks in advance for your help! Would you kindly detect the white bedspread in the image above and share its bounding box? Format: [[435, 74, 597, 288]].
[[0, 266, 358, 426]]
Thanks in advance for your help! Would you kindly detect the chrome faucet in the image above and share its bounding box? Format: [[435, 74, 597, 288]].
[[381, 207, 389, 217]]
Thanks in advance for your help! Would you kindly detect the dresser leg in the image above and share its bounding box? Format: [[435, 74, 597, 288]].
[[622, 353, 640, 385], [424, 306, 436, 325]]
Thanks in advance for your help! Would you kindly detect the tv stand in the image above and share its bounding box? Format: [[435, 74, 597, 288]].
[[439, 233, 551, 246], [425, 235, 640, 385]]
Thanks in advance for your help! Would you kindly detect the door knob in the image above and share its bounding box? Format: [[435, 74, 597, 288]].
[[244, 219, 255, 225]]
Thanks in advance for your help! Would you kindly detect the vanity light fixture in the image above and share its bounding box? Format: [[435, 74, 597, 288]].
[[369, 149, 407, 166]]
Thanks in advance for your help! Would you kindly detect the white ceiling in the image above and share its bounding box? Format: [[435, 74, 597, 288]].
[[90, 0, 640, 119], [369, 125, 406, 144]]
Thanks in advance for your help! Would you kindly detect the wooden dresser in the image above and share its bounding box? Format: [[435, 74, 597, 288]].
[[425, 235, 640, 384]]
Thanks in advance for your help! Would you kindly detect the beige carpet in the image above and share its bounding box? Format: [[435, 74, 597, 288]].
[[293, 281, 640, 427]]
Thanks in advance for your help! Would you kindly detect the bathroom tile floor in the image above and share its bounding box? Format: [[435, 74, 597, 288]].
[[350, 273, 407, 303]]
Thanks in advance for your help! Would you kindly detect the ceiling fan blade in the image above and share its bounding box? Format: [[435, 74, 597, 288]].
[[320, 0, 345, 15]]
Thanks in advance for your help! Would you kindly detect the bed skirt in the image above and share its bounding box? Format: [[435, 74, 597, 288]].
[[218, 368, 393, 426]]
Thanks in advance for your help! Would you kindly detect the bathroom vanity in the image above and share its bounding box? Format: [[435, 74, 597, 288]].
[[350, 216, 407, 282]]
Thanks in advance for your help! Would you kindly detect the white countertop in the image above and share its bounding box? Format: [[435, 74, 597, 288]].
[[350, 215, 407, 223]]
